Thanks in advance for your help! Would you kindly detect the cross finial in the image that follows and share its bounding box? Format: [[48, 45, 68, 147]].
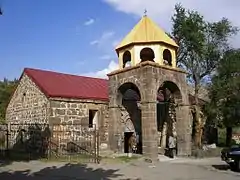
[[144, 9, 147, 16]]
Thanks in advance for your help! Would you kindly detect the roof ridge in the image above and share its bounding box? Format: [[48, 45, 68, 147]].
[[24, 67, 108, 81]]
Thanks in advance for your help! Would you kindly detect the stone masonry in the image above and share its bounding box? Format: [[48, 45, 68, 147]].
[[49, 98, 109, 146], [5, 73, 110, 149], [6, 73, 49, 124], [108, 61, 192, 159]]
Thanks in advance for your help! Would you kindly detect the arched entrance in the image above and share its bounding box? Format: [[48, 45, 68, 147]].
[[118, 82, 142, 154], [156, 81, 182, 154]]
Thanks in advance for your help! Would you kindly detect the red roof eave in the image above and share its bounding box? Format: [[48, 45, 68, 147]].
[[49, 94, 109, 102]]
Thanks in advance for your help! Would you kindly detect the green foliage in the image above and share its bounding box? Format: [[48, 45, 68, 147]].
[[206, 49, 240, 128], [171, 4, 238, 146], [218, 128, 226, 147], [0, 78, 18, 123], [172, 3, 238, 85]]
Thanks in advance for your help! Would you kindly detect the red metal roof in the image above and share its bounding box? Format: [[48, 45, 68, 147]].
[[23, 68, 206, 105], [24, 68, 109, 101]]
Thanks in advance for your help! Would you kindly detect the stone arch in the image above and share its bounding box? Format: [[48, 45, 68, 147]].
[[156, 81, 182, 152], [163, 49, 172, 66], [140, 47, 155, 62], [117, 82, 142, 154], [158, 81, 182, 101], [123, 50, 132, 68]]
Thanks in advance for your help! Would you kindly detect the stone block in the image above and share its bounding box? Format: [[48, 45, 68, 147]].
[[50, 101, 61, 108], [49, 117, 61, 125], [70, 103, 77, 108], [55, 109, 66, 115]]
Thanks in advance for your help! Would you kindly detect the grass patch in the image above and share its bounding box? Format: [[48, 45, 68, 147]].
[[101, 155, 140, 164], [43, 154, 98, 163]]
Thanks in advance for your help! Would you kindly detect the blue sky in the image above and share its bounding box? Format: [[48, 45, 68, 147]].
[[1, 0, 239, 80], [0, 0, 139, 80]]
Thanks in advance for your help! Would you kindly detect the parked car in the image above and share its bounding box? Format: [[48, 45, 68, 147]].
[[221, 145, 240, 171]]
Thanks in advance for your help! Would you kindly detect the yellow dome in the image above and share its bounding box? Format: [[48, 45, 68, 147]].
[[116, 16, 178, 50]]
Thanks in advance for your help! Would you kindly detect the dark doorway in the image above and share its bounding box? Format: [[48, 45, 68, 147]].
[[124, 132, 134, 153], [118, 82, 142, 154], [156, 81, 182, 153]]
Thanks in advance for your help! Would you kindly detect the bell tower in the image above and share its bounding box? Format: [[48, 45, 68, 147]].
[[107, 15, 192, 159], [115, 15, 178, 69]]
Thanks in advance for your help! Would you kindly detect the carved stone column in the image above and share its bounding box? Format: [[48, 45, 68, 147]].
[[176, 95, 192, 156], [108, 106, 121, 151], [141, 101, 158, 159]]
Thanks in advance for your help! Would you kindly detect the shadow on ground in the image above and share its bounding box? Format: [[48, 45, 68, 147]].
[[212, 164, 240, 173], [212, 164, 230, 171], [0, 163, 123, 180]]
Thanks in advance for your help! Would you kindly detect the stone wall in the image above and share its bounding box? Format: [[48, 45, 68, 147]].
[[6, 73, 49, 124], [108, 61, 192, 158], [49, 98, 109, 148]]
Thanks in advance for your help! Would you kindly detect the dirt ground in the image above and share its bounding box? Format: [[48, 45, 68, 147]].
[[0, 156, 239, 180]]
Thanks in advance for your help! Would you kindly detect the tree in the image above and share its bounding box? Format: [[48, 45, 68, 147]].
[[171, 4, 238, 147], [0, 79, 18, 123], [206, 49, 240, 146]]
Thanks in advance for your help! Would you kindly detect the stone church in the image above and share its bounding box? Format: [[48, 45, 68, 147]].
[[6, 15, 200, 159]]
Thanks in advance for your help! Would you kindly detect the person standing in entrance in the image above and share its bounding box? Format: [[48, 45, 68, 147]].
[[128, 133, 136, 157], [168, 133, 176, 158]]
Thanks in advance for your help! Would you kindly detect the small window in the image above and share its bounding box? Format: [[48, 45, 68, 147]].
[[163, 49, 172, 66], [22, 92, 26, 102], [89, 110, 97, 128], [140, 47, 155, 62], [123, 51, 131, 68]]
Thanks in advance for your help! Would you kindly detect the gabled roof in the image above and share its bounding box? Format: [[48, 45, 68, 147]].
[[116, 16, 178, 50], [22, 68, 206, 105], [24, 68, 109, 101]]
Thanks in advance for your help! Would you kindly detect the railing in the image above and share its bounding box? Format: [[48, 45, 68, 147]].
[[0, 122, 100, 163]]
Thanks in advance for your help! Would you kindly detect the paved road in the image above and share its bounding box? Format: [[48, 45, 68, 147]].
[[0, 157, 239, 180]]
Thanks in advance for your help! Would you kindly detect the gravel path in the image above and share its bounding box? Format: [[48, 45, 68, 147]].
[[0, 157, 239, 180]]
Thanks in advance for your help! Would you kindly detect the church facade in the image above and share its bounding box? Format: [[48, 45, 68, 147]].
[[6, 15, 194, 158]]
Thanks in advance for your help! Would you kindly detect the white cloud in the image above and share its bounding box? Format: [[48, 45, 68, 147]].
[[103, 0, 240, 47], [90, 40, 99, 45], [90, 31, 115, 46], [83, 18, 95, 26], [82, 60, 119, 79], [100, 55, 112, 60]]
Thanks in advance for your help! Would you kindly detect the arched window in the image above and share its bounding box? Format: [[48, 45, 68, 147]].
[[163, 49, 172, 66], [140, 47, 155, 62], [123, 51, 131, 68]]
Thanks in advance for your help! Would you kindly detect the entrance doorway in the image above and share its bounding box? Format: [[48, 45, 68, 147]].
[[124, 132, 134, 153], [118, 82, 142, 154]]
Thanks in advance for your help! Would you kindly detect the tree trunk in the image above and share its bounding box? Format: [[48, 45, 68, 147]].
[[193, 82, 202, 148], [226, 127, 232, 147]]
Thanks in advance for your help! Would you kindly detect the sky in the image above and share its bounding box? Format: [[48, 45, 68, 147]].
[[1, 0, 240, 80]]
